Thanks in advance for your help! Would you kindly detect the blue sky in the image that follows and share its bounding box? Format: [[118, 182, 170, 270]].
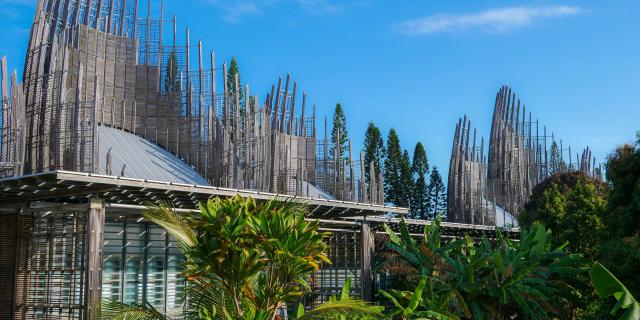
[[1, 0, 638, 175]]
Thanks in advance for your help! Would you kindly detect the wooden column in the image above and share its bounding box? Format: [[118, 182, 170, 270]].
[[85, 198, 105, 320], [360, 220, 375, 301]]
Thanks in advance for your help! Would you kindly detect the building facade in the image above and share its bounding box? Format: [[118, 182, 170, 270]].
[[0, 2, 522, 319], [0, 171, 515, 319]]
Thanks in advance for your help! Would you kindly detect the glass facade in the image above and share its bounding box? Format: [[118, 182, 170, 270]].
[[5, 204, 372, 319], [102, 218, 364, 313], [14, 211, 87, 320], [102, 214, 185, 317], [307, 230, 362, 307]]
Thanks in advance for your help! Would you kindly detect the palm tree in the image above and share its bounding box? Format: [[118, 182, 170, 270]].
[[102, 196, 383, 320]]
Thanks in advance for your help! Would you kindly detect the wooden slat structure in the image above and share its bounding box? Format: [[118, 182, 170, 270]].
[[447, 85, 603, 226], [1, 0, 384, 205]]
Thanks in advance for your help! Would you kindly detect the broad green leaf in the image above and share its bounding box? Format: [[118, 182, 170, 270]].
[[590, 262, 640, 320]]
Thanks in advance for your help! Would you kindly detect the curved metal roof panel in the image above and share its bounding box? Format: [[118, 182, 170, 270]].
[[97, 126, 208, 185]]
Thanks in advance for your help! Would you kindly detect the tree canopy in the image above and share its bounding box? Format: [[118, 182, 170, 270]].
[[520, 171, 608, 258], [519, 131, 640, 318], [599, 139, 640, 296]]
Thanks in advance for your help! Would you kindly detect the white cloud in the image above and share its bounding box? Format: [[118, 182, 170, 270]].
[[297, 0, 343, 15], [206, 0, 343, 22], [206, 0, 266, 23], [394, 6, 582, 35]]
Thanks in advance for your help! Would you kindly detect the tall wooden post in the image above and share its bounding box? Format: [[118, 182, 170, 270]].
[[280, 74, 290, 133], [300, 92, 306, 136], [211, 51, 216, 117], [289, 81, 297, 135], [360, 220, 374, 300], [119, 0, 127, 35], [85, 198, 105, 320]]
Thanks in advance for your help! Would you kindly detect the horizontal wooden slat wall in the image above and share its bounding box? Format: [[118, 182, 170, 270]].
[[0, 213, 19, 319]]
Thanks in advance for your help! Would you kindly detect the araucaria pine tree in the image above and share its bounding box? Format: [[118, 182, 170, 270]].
[[399, 150, 414, 208], [331, 103, 349, 162], [428, 166, 446, 217], [226, 57, 244, 140], [411, 142, 430, 219], [549, 141, 566, 175], [384, 128, 403, 206], [363, 122, 385, 184], [164, 49, 180, 94], [227, 57, 243, 102]]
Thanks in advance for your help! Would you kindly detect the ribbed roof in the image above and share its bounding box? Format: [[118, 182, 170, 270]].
[[97, 126, 208, 185]]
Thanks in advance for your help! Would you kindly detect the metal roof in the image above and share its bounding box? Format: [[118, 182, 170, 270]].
[[0, 171, 407, 218], [97, 126, 209, 185], [0, 171, 519, 237]]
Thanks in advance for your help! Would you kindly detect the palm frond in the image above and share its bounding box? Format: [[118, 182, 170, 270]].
[[100, 299, 170, 320], [296, 299, 385, 320], [145, 201, 197, 248]]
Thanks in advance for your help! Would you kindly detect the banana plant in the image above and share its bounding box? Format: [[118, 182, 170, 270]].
[[378, 217, 585, 319], [590, 262, 640, 320], [378, 276, 459, 320], [296, 277, 385, 320]]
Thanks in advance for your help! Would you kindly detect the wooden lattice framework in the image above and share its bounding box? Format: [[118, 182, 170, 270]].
[[0, 0, 384, 204], [447, 85, 603, 225]]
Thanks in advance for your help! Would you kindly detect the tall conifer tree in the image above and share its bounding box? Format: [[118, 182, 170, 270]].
[[227, 57, 243, 101], [330, 103, 349, 161], [384, 128, 402, 206], [549, 141, 566, 175], [363, 122, 385, 184], [411, 142, 429, 219], [399, 150, 414, 208], [428, 166, 446, 217], [164, 50, 180, 93]]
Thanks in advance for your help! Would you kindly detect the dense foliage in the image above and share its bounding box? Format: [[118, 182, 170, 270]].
[[379, 217, 585, 319], [520, 171, 608, 258], [600, 139, 640, 295], [379, 127, 446, 216], [520, 131, 640, 319]]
